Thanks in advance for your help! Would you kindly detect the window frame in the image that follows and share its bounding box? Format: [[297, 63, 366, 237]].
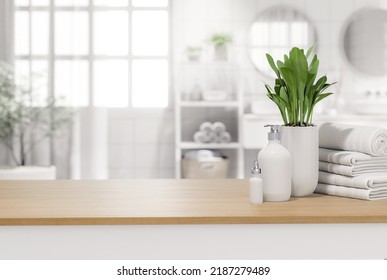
[[14, 0, 171, 109]]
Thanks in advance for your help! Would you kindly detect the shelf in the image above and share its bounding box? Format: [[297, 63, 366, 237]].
[[179, 142, 241, 149], [180, 101, 239, 107], [179, 61, 239, 68], [175, 60, 244, 178]]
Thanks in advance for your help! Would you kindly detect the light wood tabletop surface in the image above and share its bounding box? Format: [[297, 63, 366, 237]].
[[1, 179, 387, 225]]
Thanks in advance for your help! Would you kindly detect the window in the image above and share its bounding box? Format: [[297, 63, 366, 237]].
[[14, 0, 169, 108]]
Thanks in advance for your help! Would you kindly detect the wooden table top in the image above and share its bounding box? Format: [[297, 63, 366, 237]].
[[0, 179, 387, 225]]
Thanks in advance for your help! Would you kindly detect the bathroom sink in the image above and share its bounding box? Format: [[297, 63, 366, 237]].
[[351, 99, 387, 115]]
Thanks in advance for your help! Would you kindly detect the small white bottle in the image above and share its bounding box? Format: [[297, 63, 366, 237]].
[[258, 125, 291, 202], [249, 160, 263, 204], [189, 82, 202, 101]]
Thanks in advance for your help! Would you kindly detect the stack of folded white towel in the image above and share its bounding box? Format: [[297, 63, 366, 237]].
[[193, 122, 231, 144], [316, 122, 387, 200]]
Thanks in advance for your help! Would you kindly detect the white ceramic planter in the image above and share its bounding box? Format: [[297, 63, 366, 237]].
[[0, 166, 56, 180], [214, 45, 228, 60], [280, 126, 318, 197]]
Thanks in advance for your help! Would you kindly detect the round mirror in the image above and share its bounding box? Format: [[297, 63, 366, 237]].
[[248, 6, 317, 78], [343, 8, 387, 77]]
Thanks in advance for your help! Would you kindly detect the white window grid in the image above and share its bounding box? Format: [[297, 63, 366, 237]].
[[14, 0, 171, 108]]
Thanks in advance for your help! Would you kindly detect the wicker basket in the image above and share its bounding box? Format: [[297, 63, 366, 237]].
[[182, 157, 229, 178]]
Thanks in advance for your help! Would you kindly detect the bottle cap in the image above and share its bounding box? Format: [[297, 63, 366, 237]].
[[251, 160, 261, 174], [264, 124, 281, 140]]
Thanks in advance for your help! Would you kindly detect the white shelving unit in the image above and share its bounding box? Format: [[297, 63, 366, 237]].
[[174, 61, 244, 179]]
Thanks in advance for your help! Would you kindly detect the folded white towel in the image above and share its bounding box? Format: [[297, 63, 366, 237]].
[[315, 183, 387, 200], [319, 122, 387, 156], [319, 148, 387, 166], [318, 171, 387, 190], [319, 161, 387, 176]]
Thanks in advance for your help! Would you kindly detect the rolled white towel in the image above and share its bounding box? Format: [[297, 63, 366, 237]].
[[319, 161, 387, 176], [319, 122, 387, 156], [219, 131, 231, 143], [212, 122, 226, 134], [213, 131, 232, 143], [193, 131, 214, 143], [315, 183, 387, 200], [199, 122, 213, 134], [319, 148, 387, 166], [318, 171, 387, 190]]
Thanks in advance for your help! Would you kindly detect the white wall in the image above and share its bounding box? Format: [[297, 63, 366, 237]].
[[173, 0, 387, 99], [107, 0, 387, 179]]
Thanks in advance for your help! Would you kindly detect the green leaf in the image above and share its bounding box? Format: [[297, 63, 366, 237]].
[[274, 79, 281, 95], [266, 53, 280, 78], [271, 93, 288, 107], [279, 86, 289, 105], [279, 67, 297, 102], [314, 92, 334, 105], [318, 82, 337, 94], [284, 54, 289, 62], [267, 93, 288, 124], [306, 43, 317, 59], [277, 60, 285, 70], [289, 47, 308, 84], [264, 84, 274, 94], [314, 76, 328, 94], [279, 66, 299, 122], [309, 55, 319, 74], [305, 73, 316, 94]]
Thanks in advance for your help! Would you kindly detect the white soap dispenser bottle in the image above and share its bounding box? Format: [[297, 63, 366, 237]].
[[258, 125, 291, 202], [249, 160, 263, 204]]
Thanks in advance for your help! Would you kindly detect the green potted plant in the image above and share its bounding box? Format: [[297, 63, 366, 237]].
[[0, 62, 73, 179], [264, 45, 335, 196], [210, 33, 232, 61], [186, 46, 202, 62]]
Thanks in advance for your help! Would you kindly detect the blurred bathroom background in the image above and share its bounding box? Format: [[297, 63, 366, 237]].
[[0, 0, 386, 179]]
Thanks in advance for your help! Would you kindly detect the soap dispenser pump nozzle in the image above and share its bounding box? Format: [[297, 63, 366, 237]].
[[251, 159, 261, 175], [264, 124, 281, 140]]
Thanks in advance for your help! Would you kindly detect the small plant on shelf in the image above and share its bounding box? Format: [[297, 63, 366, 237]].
[[264, 44, 335, 126], [210, 33, 232, 61], [185, 46, 202, 62], [210, 33, 232, 46]]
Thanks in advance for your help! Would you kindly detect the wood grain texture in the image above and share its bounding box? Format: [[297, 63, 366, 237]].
[[1, 179, 387, 225]]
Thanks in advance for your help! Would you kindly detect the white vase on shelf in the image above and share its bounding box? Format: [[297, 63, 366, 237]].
[[214, 45, 228, 61]]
